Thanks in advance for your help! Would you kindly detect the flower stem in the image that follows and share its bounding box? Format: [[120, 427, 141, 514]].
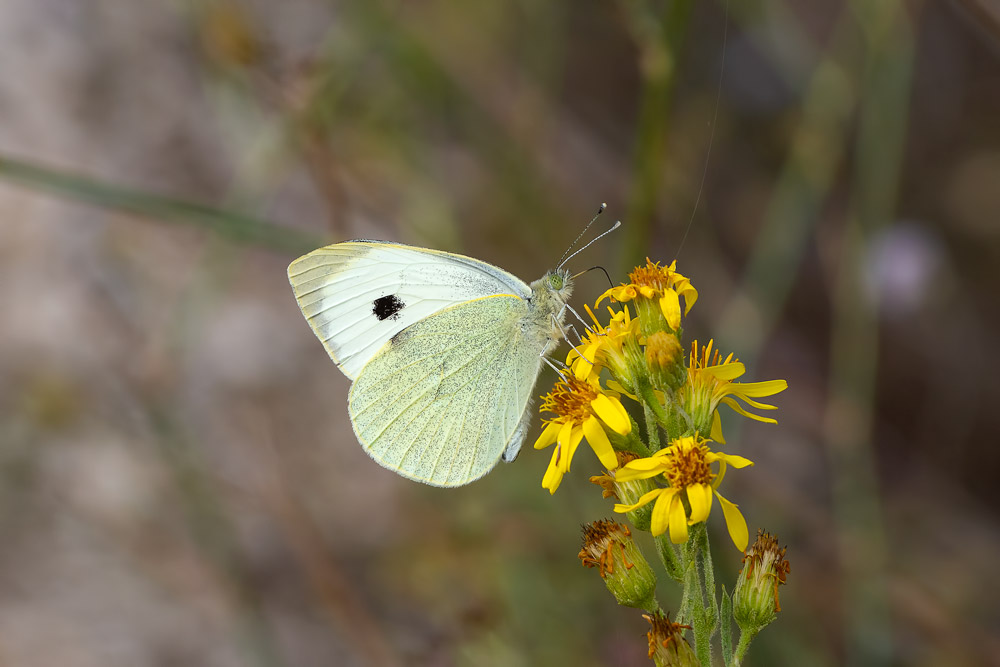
[[643, 403, 661, 450], [733, 628, 757, 665], [654, 534, 683, 582]]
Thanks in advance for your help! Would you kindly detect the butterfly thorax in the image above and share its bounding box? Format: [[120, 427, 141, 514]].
[[525, 269, 574, 355]]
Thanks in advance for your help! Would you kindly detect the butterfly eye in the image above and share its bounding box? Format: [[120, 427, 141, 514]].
[[548, 274, 564, 290]]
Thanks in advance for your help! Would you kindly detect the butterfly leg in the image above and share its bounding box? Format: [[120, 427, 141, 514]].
[[563, 303, 597, 335]]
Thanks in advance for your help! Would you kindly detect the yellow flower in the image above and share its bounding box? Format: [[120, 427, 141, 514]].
[[596, 259, 698, 331], [566, 304, 642, 387], [534, 376, 632, 494], [681, 340, 788, 443], [613, 436, 753, 550]]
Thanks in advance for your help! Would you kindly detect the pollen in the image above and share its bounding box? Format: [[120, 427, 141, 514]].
[[629, 258, 677, 294], [664, 439, 715, 489], [540, 376, 599, 423]]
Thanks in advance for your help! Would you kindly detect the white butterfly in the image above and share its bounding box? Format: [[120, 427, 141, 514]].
[[288, 241, 574, 487]]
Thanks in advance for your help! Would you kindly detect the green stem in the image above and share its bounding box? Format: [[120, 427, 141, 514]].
[[733, 628, 757, 665], [686, 534, 712, 667], [697, 525, 719, 631], [643, 403, 661, 451], [654, 534, 683, 582]]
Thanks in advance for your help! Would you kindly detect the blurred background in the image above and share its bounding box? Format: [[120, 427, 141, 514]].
[[0, 0, 997, 665]]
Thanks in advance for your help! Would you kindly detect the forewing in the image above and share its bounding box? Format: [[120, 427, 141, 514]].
[[347, 296, 544, 487], [287, 241, 530, 379]]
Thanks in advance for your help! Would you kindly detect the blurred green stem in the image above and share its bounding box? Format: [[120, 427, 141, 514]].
[[828, 3, 914, 665], [621, 0, 694, 268], [0, 154, 324, 253]]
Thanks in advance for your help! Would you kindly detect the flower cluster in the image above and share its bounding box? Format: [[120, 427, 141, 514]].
[[536, 258, 786, 548], [534, 258, 791, 662]]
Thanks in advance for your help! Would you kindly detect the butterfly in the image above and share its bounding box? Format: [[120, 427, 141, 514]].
[[287, 240, 575, 487]]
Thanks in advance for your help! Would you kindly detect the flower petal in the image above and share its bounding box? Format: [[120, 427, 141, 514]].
[[591, 393, 632, 436], [678, 284, 698, 314], [716, 452, 754, 468], [721, 397, 778, 424], [715, 491, 749, 551], [561, 426, 585, 472], [667, 493, 689, 544], [703, 362, 745, 381], [686, 483, 714, 524], [659, 290, 681, 330], [732, 379, 788, 398], [614, 487, 663, 513], [650, 488, 678, 536], [541, 447, 564, 494], [710, 412, 726, 444], [583, 415, 618, 469], [533, 421, 561, 450], [606, 380, 638, 401]]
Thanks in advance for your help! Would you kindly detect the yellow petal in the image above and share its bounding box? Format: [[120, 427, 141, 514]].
[[710, 412, 726, 443], [679, 285, 698, 314], [728, 394, 779, 411], [732, 379, 788, 398], [668, 494, 690, 544], [703, 362, 745, 381], [590, 393, 631, 436], [639, 285, 656, 299], [541, 447, 564, 494], [606, 380, 638, 401], [533, 421, 561, 450], [583, 415, 618, 469], [650, 488, 677, 536], [715, 491, 749, 551], [561, 426, 585, 472], [717, 452, 754, 468], [686, 483, 714, 524], [659, 290, 681, 330], [614, 463, 666, 482], [614, 487, 663, 514], [721, 397, 778, 424]]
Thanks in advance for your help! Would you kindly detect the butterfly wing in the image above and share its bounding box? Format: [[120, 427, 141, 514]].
[[347, 295, 546, 487], [287, 241, 531, 379]]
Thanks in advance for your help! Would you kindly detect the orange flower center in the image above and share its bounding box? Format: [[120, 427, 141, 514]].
[[540, 376, 598, 423], [664, 441, 715, 488], [628, 258, 675, 293]]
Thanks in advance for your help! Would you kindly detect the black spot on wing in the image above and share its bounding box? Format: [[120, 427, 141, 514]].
[[373, 294, 405, 321]]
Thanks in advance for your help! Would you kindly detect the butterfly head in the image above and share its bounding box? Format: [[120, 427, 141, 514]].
[[539, 268, 573, 305]]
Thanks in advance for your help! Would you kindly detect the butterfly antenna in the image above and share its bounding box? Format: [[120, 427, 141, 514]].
[[571, 265, 614, 287], [557, 203, 606, 268], [673, 0, 729, 261], [558, 220, 621, 270]]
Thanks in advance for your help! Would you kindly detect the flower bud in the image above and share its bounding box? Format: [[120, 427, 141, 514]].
[[579, 520, 657, 610], [645, 331, 686, 391], [643, 611, 698, 667], [733, 530, 790, 633]]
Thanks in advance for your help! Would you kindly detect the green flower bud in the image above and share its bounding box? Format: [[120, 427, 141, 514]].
[[645, 331, 686, 392], [733, 530, 790, 634], [579, 520, 657, 611]]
